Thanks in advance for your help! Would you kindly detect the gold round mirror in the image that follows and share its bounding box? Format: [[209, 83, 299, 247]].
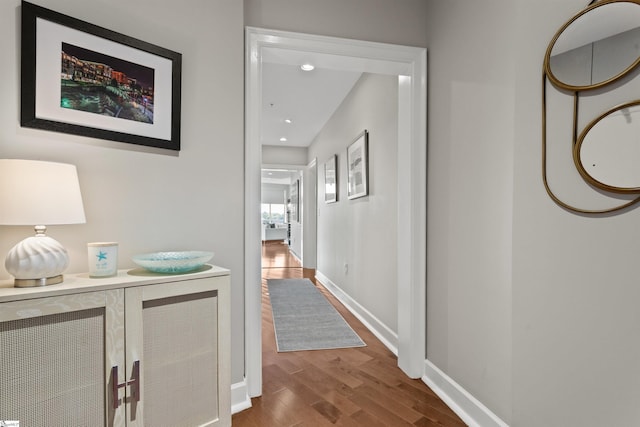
[[575, 100, 640, 193], [544, 0, 640, 91]]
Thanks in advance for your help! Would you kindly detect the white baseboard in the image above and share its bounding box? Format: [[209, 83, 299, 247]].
[[315, 270, 398, 355], [423, 360, 509, 427], [289, 248, 301, 263], [231, 379, 252, 414], [297, 272, 508, 426]]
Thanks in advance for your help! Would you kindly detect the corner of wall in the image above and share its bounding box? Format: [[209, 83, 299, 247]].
[[315, 270, 398, 354], [422, 360, 509, 427]]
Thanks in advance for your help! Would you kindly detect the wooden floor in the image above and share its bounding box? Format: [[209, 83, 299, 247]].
[[231, 241, 466, 427]]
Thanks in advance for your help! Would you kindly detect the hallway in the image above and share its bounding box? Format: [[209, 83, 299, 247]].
[[231, 241, 465, 426]]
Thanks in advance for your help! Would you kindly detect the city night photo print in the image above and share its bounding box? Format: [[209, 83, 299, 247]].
[[61, 43, 156, 125], [21, 1, 182, 150]]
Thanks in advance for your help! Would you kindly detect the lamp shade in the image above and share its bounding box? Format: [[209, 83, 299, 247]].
[[1, 159, 86, 287], [0, 159, 86, 225]]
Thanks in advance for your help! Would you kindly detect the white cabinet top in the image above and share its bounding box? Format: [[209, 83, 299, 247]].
[[0, 264, 230, 303]]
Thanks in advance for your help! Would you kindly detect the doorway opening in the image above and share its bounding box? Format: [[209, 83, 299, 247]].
[[245, 27, 427, 398], [261, 167, 300, 249]]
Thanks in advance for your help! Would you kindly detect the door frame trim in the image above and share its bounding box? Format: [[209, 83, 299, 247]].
[[245, 27, 427, 396]]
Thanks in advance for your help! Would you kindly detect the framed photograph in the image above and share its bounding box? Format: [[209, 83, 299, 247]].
[[347, 130, 369, 199], [289, 179, 299, 222], [324, 154, 338, 203], [21, 1, 182, 150]]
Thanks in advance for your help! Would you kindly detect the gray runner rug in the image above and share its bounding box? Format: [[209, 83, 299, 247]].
[[267, 278, 366, 352]]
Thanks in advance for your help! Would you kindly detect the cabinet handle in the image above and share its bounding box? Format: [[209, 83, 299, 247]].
[[111, 360, 141, 409], [130, 360, 141, 403]]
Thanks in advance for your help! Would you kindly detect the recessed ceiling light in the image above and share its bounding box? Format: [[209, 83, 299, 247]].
[[284, 119, 292, 124], [280, 137, 287, 142], [300, 63, 315, 71]]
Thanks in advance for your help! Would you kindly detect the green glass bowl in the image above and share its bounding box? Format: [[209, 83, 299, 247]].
[[132, 251, 214, 274]]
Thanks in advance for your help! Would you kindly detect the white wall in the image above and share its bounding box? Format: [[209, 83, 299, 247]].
[[0, 0, 246, 384], [302, 159, 317, 269], [310, 73, 399, 334], [262, 145, 307, 166], [426, 0, 640, 426], [425, 1, 515, 420], [244, 0, 429, 47], [513, 2, 640, 426]]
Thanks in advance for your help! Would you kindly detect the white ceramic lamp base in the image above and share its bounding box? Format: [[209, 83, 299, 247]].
[[5, 230, 70, 287]]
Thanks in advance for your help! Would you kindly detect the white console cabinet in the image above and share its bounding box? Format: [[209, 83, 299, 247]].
[[0, 265, 230, 427]]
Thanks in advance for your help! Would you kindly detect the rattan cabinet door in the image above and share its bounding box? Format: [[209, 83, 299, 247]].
[[124, 276, 231, 427], [0, 290, 124, 427]]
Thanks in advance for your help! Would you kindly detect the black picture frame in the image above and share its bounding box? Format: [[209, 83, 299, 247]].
[[289, 179, 299, 222], [324, 154, 338, 203], [21, 1, 182, 150], [347, 130, 369, 199]]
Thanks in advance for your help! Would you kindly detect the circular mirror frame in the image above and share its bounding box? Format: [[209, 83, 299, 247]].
[[574, 99, 640, 193], [544, 0, 640, 92]]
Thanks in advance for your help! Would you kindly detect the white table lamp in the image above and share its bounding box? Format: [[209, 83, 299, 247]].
[[0, 159, 86, 287]]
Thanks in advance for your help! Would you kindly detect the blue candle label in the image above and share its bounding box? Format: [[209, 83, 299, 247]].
[[88, 243, 118, 277]]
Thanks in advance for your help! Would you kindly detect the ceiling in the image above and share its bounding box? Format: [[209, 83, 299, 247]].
[[260, 50, 362, 184], [261, 168, 298, 185], [260, 58, 362, 148]]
